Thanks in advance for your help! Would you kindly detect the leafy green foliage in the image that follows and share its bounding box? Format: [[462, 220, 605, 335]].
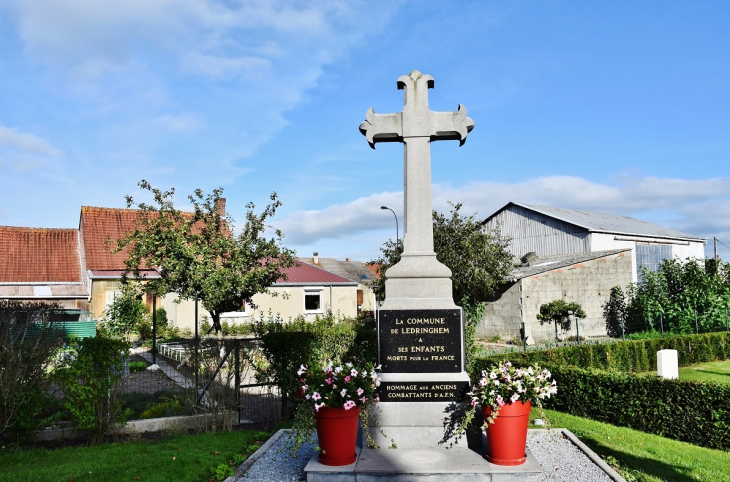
[[54, 336, 131, 443], [0, 301, 66, 444], [473, 331, 730, 375], [116, 180, 297, 333], [140, 395, 184, 419], [536, 299, 586, 334], [626, 258, 730, 334], [370, 203, 513, 369], [128, 360, 148, 372], [253, 313, 377, 412], [103, 284, 149, 339], [604, 286, 628, 337], [543, 365, 730, 451]]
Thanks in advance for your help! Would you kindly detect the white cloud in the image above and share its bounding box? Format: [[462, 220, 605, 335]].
[[277, 175, 730, 246], [155, 113, 202, 132], [0, 125, 61, 156], [181, 53, 271, 80]]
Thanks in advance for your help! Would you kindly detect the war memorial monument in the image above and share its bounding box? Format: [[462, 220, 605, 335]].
[[305, 71, 543, 481]]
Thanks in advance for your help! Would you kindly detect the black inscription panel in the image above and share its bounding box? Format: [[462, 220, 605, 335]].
[[378, 381, 469, 402], [378, 309, 462, 373]]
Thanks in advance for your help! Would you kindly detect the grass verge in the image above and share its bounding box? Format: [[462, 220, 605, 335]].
[[539, 409, 730, 482], [677, 360, 730, 384], [0, 429, 270, 482]]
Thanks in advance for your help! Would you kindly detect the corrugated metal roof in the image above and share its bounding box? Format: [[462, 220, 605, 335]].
[[511, 249, 631, 280], [486, 202, 705, 241]]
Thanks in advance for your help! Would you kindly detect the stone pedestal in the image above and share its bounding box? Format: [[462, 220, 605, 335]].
[[657, 349, 679, 379]]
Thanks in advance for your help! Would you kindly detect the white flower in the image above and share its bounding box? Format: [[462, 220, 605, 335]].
[[357, 388, 364, 396], [351, 369, 358, 377], [297, 365, 307, 376], [340, 388, 348, 397], [335, 366, 343, 373], [312, 392, 321, 401]]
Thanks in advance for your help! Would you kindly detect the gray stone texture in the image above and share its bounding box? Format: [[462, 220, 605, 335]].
[[478, 250, 632, 342]]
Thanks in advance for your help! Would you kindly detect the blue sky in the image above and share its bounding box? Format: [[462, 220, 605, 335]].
[[1, 1, 729, 260]]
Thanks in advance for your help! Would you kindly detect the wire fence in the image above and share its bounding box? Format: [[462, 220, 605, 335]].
[[119, 337, 283, 430], [480, 308, 730, 355]]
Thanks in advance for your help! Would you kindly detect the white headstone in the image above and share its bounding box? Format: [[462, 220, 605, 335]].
[[657, 349, 679, 379]]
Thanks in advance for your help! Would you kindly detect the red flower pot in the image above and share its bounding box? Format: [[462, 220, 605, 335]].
[[315, 406, 361, 466], [482, 400, 531, 466]]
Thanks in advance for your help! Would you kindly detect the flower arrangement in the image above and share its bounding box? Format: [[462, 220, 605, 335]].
[[470, 361, 557, 424], [290, 361, 392, 452], [297, 361, 381, 411]]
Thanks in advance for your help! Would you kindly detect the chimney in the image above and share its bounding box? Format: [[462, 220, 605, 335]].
[[313, 252, 319, 264], [214, 198, 226, 217], [346, 258, 351, 262]]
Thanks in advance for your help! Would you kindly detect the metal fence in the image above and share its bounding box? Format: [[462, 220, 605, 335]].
[[120, 337, 283, 429]]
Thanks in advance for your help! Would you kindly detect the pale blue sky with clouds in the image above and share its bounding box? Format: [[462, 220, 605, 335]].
[[1, 1, 729, 260]]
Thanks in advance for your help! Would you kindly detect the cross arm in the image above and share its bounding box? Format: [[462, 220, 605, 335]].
[[429, 104, 475, 146], [359, 108, 403, 149]]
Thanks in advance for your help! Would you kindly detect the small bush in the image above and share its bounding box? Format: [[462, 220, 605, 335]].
[[54, 336, 131, 443], [0, 301, 66, 444], [253, 312, 377, 411], [140, 396, 184, 419], [128, 361, 148, 372]]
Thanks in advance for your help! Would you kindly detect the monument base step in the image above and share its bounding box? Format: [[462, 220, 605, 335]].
[[304, 446, 543, 481]]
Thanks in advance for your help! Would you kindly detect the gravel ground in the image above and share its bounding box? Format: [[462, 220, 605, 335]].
[[238, 431, 615, 481]]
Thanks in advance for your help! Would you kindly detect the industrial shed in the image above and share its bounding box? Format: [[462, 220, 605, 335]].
[[482, 202, 707, 283], [477, 249, 633, 343]]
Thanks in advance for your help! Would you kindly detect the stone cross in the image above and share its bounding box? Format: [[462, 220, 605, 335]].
[[360, 70, 474, 282]]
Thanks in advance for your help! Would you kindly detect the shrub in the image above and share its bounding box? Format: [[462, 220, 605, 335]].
[[128, 361, 148, 373], [253, 313, 377, 410], [473, 331, 730, 376], [140, 395, 184, 419], [104, 285, 149, 339], [543, 365, 730, 451], [54, 336, 131, 443], [0, 301, 66, 444]]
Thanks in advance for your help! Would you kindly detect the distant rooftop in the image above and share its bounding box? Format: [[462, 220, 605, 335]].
[[511, 249, 631, 280], [298, 257, 378, 284], [486, 202, 706, 242]]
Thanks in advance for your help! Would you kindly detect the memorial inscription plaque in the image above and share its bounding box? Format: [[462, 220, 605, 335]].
[[378, 309, 462, 373], [378, 381, 469, 402]]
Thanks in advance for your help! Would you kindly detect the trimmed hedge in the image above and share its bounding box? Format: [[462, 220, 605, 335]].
[[543, 365, 730, 451], [474, 331, 730, 375], [254, 317, 377, 408]]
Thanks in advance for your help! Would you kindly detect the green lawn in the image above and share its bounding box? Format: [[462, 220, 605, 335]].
[[539, 409, 730, 482], [0, 429, 270, 482], [677, 360, 730, 384]]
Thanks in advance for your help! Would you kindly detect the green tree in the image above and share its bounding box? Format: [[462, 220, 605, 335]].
[[102, 283, 148, 339], [115, 181, 297, 334], [627, 258, 730, 334], [536, 299, 586, 340], [603, 286, 628, 338], [371, 203, 513, 368]]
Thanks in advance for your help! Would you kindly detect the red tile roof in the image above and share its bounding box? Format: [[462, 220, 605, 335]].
[[277, 262, 356, 284], [0, 226, 81, 282], [80, 206, 224, 271], [80, 206, 147, 271]]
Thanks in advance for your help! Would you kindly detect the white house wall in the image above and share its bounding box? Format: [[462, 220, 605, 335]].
[[589, 233, 707, 283]]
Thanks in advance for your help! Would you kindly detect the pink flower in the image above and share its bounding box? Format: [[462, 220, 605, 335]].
[[360, 396, 367, 403], [312, 392, 321, 401], [470, 397, 478, 407], [510, 393, 520, 403], [357, 388, 364, 396], [496, 395, 505, 407], [479, 378, 488, 387], [345, 376, 351, 382], [325, 378, 333, 385], [343, 400, 357, 410]]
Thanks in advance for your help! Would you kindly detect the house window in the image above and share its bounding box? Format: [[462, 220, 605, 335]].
[[636, 243, 672, 280], [304, 288, 324, 313], [105, 290, 121, 309]]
